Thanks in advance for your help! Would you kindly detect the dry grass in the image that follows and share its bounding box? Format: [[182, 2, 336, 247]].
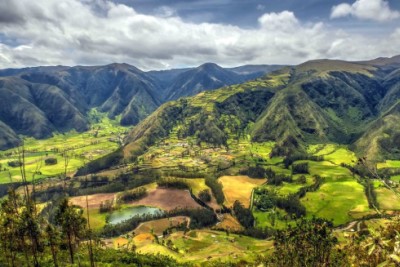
[[214, 214, 243, 232], [134, 216, 189, 236], [219, 176, 266, 208], [113, 237, 129, 249]]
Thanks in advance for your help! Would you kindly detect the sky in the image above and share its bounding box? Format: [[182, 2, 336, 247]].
[[0, 0, 399, 70]]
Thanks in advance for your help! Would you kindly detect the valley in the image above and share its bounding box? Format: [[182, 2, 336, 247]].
[[1, 56, 400, 266]]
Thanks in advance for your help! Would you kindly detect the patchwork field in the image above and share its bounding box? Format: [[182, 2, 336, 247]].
[[219, 175, 266, 208], [166, 230, 273, 263], [128, 229, 273, 263], [0, 112, 128, 183], [174, 178, 220, 209], [310, 144, 357, 165]]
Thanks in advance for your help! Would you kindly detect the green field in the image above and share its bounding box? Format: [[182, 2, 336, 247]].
[[377, 160, 400, 169], [0, 112, 128, 183], [375, 186, 400, 210], [301, 179, 369, 225]]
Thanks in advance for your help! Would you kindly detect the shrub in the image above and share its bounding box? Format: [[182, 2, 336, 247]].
[[292, 162, 309, 174], [198, 189, 211, 203], [117, 188, 147, 203], [233, 200, 254, 228], [45, 157, 58, 165], [297, 175, 307, 184], [205, 177, 225, 204], [157, 178, 189, 189], [7, 160, 22, 167]]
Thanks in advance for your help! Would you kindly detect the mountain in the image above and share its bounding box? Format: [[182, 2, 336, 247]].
[[228, 64, 285, 80], [0, 64, 162, 149], [124, 55, 400, 162], [164, 63, 245, 101], [0, 63, 278, 150]]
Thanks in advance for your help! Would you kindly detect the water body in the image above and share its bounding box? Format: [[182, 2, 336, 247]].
[[108, 206, 164, 225]]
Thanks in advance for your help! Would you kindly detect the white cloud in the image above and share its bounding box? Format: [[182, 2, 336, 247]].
[[0, 0, 399, 70], [331, 0, 400, 22]]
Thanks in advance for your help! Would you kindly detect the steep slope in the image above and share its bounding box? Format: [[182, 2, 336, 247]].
[[0, 62, 280, 150], [124, 73, 286, 158], [379, 68, 400, 112], [355, 102, 400, 161], [0, 64, 163, 149], [164, 63, 244, 101], [0, 78, 56, 138], [0, 120, 20, 149], [147, 68, 191, 91], [124, 56, 400, 161], [228, 64, 286, 80], [252, 60, 380, 144]]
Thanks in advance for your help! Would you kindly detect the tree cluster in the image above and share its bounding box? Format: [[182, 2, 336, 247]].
[[233, 200, 254, 228], [205, 177, 225, 204], [117, 187, 147, 203]]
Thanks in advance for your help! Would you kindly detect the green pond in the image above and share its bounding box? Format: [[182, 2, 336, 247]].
[[108, 206, 164, 225]]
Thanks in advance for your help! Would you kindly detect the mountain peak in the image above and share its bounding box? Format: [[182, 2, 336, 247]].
[[198, 62, 222, 71]]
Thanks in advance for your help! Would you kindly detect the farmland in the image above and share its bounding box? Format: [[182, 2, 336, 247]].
[[219, 175, 266, 207], [0, 110, 128, 183]]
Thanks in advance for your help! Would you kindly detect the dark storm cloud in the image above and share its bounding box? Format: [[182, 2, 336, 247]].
[[0, 1, 25, 24]]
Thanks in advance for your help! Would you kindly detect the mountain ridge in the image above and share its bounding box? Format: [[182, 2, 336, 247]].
[[123, 55, 400, 162], [0, 62, 279, 149]]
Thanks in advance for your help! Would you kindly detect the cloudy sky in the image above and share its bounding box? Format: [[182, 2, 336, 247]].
[[0, 0, 399, 70]]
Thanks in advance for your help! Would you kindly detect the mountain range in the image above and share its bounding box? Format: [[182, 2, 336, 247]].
[[124, 55, 400, 162], [0, 63, 282, 150]]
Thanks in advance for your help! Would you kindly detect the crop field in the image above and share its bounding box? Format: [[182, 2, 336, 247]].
[[70, 193, 116, 209], [174, 178, 220, 209], [128, 188, 202, 211], [130, 229, 273, 263], [167, 230, 273, 263], [375, 186, 400, 210], [377, 160, 400, 169], [309, 144, 357, 165], [138, 131, 278, 174], [391, 175, 400, 182], [214, 214, 243, 231], [219, 175, 266, 207], [301, 178, 369, 225], [0, 112, 128, 184], [134, 216, 189, 236], [253, 209, 291, 229]]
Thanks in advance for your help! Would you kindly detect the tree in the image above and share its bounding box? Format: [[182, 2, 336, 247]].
[[233, 200, 254, 228], [45, 224, 60, 267], [267, 217, 347, 267], [45, 157, 58, 166], [198, 189, 212, 203], [54, 198, 87, 264], [297, 175, 307, 184]]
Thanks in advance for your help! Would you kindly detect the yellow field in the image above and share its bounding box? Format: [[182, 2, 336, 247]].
[[376, 187, 400, 210], [134, 216, 189, 236], [214, 214, 243, 231], [219, 175, 266, 208]]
